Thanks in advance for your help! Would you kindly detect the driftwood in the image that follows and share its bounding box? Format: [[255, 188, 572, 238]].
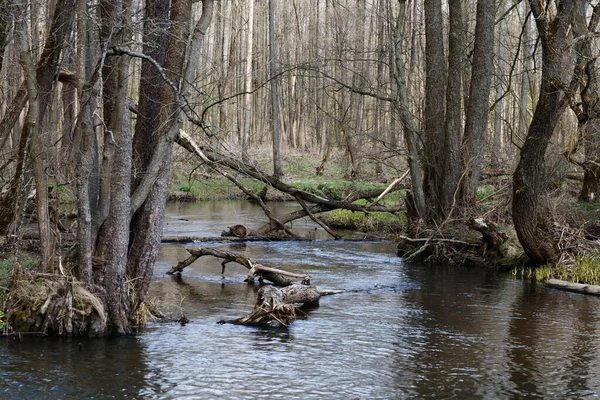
[[165, 247, 350, 327], [166, 247, 311, 286], [546, 279, 600, 296], [397, 234, 478, 259], [397, 217, 511, 265], [219, 284, 344, 327]]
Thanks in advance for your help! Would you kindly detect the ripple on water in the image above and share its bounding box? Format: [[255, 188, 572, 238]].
[[5, 215, 600, 399]]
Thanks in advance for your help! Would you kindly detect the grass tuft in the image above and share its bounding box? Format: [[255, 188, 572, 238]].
[[511, 253, 600, 285]]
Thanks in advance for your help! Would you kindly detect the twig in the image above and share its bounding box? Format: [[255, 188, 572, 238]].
[[293, 193, 341, 240], [367, 170, 409, 208]]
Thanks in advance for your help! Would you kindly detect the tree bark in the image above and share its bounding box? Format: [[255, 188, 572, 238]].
[[166, 247, 311, 287], [512, 0, 575, 265], [269, 0, 283, 178], [573, 2, 600, 203], [461, 0, 495, 207], [127, 0, 214, 319], [16, 0, 76, 270], [423, 0, 447, 217], [394, 0, 427, 221], [93, 0, 133, 334], [442, 0, 465, 217], [242, 0, 254, 161], [221, 284, 323, 327]]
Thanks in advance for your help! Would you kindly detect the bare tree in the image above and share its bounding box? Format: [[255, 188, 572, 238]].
[[461, 0, 495, 207], [512, 0, 575, 265], [242, 0, 254, 162], [269, 0, 283, 178]]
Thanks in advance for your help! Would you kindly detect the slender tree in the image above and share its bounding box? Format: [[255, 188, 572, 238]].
[[269, 0, 283, 178], [242, 0, 255, 161], [461, 0, 495, 207]]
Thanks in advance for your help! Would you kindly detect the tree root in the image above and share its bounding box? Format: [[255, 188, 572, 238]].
[[397, 217, 518, 267], [4, 268, 107, 336]]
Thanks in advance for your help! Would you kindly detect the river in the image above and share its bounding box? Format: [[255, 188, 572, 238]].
[[2, 201, 600, 399]]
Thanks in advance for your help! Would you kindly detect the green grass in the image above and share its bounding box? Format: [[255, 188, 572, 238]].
[[321, 197, 405, 234], [169, 173, 266, 201], [575, 201, 600, 220], [0, 256, 38, 302], [169, 167, 405, 203], [511, 253, 600, 285]]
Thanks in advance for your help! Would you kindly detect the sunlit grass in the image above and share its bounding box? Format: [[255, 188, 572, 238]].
[[168, 172, 265, 201], [322, 200, 405, 234], [511, 253, 600, 285]]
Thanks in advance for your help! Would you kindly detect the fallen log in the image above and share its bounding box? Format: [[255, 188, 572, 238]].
[[166, 247, 311, 286], [545, 279, 600, 296], [218, 284, 343, 327], [161, 235, 303, 244]]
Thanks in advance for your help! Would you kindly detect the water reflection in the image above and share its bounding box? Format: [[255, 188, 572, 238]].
[[1, 336, 154, 399], [163, 200, 356, 239]]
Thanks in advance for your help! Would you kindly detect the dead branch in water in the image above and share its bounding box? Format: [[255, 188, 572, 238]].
[[219, 284, 345, 327], [166, 247, 311, 286], [176, 130, 404, 238], [164, 247, 354, 327]]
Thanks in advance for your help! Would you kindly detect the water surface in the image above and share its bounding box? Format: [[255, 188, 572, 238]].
[[2, 201, 600, 399]]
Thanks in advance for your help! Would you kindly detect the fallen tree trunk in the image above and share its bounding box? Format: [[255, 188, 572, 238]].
[[166, 247, 311, 286], [218, 284, 343, 327], [545, 279, 600, 296], [176, 130, 404, 238], [166, 247, 348, 327]]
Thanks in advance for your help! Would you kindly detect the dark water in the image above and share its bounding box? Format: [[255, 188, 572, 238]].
[[2, 201, 600, 399]]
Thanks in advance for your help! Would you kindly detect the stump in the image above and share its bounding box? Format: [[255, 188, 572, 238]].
[[220, 284, 325, 327], [221, 224, 247, 238]]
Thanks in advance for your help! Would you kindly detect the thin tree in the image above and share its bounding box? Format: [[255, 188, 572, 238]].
[[461, 0, 495, 207], [242, 0, 254, 162], [269, 0, 283, 178]]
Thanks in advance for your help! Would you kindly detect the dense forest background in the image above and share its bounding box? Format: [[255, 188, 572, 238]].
[[0, 0, 599, 334]]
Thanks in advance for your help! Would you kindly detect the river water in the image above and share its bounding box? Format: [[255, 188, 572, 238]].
[[2, 201, 600, 399]]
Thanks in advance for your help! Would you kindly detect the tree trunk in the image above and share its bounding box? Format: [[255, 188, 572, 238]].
[[242, 0, 254, 162], [17, 0, 76, 271], [127, 0, 214, 318], [92, 0, 133, 334], [442, 0, 465, 217], [461, 0, 495, 207], [222, 284, 322, 327], [512, 0, 575, 265], [574, 3, 600, 203], [269, 0, 283, 178], [75, 0, 97, 285], [423, 0, 447, 218], [394, 0, 427, 221]]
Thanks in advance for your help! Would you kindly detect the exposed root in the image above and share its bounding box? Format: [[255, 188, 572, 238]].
[[4, 268, 107, 336], [397, 218, 523, 268]]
